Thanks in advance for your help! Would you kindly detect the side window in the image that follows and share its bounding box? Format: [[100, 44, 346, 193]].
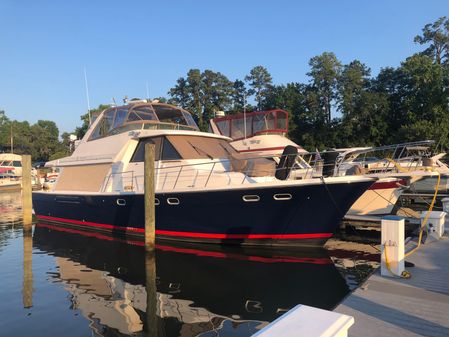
[[13, 161, 22, 167], [130, 137, 162, 162], [90, 108, 117, 140], [161, 137, 182, 160], [113, 108, 128, 129]]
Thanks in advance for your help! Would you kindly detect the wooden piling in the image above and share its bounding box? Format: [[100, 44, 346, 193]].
[[144, 143, 156, 251], [145, 251, 158, 336], [22, 155, 33, 228], [22, 230, 33, 308]]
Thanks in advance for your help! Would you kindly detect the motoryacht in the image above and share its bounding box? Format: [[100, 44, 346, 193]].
[[33, 101, 374, 247], [209, 111, 440, 216], [0, 153, 41, 191]]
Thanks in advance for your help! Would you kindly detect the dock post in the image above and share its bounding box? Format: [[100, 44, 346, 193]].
[[145, 251, 158, 336], [381, 216, 404, 277], [144, 143, 156, 252], [22, 229, 33, 308], [22, 155, 33, 229]]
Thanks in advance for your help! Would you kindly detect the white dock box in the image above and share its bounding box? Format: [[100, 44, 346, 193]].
[[251, 304, 354, 337], [381, 215, 405, 277], [420, 211, 446, 239]]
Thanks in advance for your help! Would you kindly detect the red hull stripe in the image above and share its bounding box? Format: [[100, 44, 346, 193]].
[[36, 223, 332, 265], [369, 180, 406, 190], [36, 215, 332, 240]]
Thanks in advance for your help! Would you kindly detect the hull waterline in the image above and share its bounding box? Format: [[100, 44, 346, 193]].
[[33, 179, 373, 247]]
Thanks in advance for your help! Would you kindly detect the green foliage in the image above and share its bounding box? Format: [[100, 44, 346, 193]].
[[414, 16, 449, 64], [0, 116, 68, 161], [245, 66, 273, 110], [168, 69, 234, 130], [307, 52, 342, 124]]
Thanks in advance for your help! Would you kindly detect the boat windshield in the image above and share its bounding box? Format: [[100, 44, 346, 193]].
[[213, 110, 288, 140], [89, 103, 199, 141]]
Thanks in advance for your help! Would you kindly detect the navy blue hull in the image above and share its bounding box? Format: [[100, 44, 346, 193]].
[[33, 180, 373, 247]]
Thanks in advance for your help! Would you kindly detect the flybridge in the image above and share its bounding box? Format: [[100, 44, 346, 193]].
[[87, 102, 199, 141], [209, 109, 289, 141]]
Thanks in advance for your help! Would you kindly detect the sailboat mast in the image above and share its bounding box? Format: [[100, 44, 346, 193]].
[[10, 124, 13, 153]]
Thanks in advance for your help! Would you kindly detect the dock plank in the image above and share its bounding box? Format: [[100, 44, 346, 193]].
[[335, 237, 449, 337]]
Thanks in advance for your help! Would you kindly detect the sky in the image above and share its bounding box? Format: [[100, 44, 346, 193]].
[[0, 0, 447, 134]]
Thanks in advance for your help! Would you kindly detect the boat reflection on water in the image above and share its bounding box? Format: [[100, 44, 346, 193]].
[[33, 223, 350, 336], [0, 191, 22, 225]]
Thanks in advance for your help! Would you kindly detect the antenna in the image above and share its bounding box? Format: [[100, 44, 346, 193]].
[[243, 92, 247, 140], [10, 124, 13, 153], [84, 67, 92, 125], [146, 81, 150, 101]]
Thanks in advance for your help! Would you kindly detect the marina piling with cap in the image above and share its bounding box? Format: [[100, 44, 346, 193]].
[[21, 155, 33, 229], [144, 143, 156, 251]]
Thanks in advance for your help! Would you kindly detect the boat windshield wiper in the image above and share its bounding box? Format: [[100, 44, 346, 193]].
[[188, 141, 213, 160]]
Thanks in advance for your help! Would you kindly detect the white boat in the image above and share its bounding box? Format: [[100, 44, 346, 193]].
[[33, 101, 374, 247], [0, 153, 41, 191], [209, 111, 440, 216], [0, 153, 23, 176]]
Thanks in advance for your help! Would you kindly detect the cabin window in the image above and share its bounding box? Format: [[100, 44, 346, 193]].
[[182, 111, 198, 128], [161, 137, 182, 160], [130, 137, 163, 162], [113, 108, 128, 129], [129, 106, 157, 122], [276, 110, 287, 130], [12, 161, 21, 167], [153, 105, 188, 126], [216, 120, 230, 137], [90, 107, 117, 140], [166, 135, 237, 159]]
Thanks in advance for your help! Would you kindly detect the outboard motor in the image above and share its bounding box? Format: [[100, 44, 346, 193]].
[[321, 151, 340, 177], [275, 145, 298, 180]]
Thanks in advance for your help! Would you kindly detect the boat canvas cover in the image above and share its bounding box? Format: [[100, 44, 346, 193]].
[[54, 164, 111, 192]]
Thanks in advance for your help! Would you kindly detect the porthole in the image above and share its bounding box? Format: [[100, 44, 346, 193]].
[[116, 198, 126, 206], [155, 198, 160, 205], [273, 193, 292, 201], [167, 198, 180, 205], [243, 195, 260, 202]]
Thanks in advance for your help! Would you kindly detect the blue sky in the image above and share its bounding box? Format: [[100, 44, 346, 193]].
[[0, 0, 447, 134]]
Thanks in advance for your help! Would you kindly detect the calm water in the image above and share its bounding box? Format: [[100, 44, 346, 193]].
[[0, 192, 379, 337]]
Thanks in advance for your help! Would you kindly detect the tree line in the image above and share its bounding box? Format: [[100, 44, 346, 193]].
[[166, 17, 449, 150], [1, 17, 448, 161], [0, 110, 71, 162]]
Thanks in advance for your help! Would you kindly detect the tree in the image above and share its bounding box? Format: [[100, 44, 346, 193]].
[[229, 80, 248, 113], [338, 60, 371, 118], [201, 70, 233, 121], [169, 69, 203, 126], [30, 120, 61, 161], [307, 52, 342, 124], [245, 66, 273, 110], [414, 16, 449, 65], [169, 69, 233, 129]]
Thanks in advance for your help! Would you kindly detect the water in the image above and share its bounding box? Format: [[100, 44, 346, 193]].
[[0, 192, 379, 337]]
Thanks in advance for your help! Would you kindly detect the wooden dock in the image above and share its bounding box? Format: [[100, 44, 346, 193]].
[[334, 236, 449, 337]]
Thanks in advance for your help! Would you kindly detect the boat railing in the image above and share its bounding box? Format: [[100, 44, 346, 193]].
[[99, 143, 440, 193], [101, 153, 327, 192]]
